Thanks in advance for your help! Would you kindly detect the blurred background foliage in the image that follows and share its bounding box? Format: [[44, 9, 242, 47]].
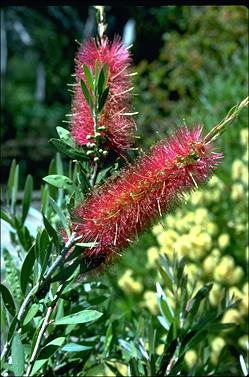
[[1, 5, 248, 375]]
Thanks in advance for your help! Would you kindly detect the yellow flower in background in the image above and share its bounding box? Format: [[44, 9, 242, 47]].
[[231, 183, 244, 201], [174, 235, 191, 257], [217, 234, 230, 249], [203, 255, 219, 276], [165, 214, 176, 228], [238, 335, 249, 350], [190, 190, 204, 206], [155, 344, 165, 355], [147, 246, 159, 268], [242, 282, 248, 295], [207, 222, 218, 236], [185, 263, 199, 280], [208, 175, 224, 189], [191, 232, 212, 251], [184, 349, 197, 368], [194, 207, 209, 224], [143, 291, 159, 315], [232, 159, 245, 180], [210, 337, 225, 364], [210, 248, 221, 259], [240, 293, 248, 316], [209, 283, 224, 306], [152, 223, 164, 236], [229, 286, 243, 301], [222, 308, 241, 324], [184, 212, 195, 223], [229, 266, 244, 285], [240, 128, 248, 146], [118, 270, 143, 295], [213, 255, 235, 283]]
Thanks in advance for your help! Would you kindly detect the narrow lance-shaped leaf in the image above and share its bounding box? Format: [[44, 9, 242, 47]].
[[53, 309, 103, 325], [23, 303, 40, 326], [0, 283, 16, 317], [11, 333, 25, 377], [83, 64, 94, 92], [11, 164, 19, 215], [81, 79, 93, 114], [56, 152, 64, 175], [97, 63, 108, 97], [56, 126, 75, 147], [49, 138, 90, 161], [42, 213, 59, 249], [20, 244, 36, 294], [21, 174, 33, 225], [6, 159, 16, 205], [43, 175, 75, 193], [49, 196, 70, 236], [98, 86, 109, 113]]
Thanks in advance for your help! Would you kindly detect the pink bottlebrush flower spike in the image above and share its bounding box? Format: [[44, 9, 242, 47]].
[[71, 126, 222, 269], [71, 36, 136, 155]]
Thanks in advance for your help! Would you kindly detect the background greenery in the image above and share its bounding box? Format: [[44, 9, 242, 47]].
[[1, 5, 248, 377]]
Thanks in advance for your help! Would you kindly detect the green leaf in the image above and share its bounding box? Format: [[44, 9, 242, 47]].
[[30, 359, 47, 376], [6, 159, 16, 205], [9, 163, 19, 214], [56, 127, 75, 147], [23, 303, 40, 326], [51, 259, 80, 282], [49, 138, 89, 161], [96, 165, 113, 184], [42, 213, 59, 249], [94, 59, 99, 89], [83, 64, 94, 92], [0, 283, 16, 317], [156, 282, 174, 323], [39, 337, 66, 358], [11, 333, 25, 377], [54, 309, 103, 325], [98, 86, 109, 113], [43, 174, 75, 193], [75, 242, 98, 248], [21, 174, 33, 225], [38, 228, 50, 269], [62, 343, 93, 352], [158, 255, 174, 294], [186, 284, 213, 324], [97, 63, 107, 97], [49, 196, 70, 236], [20, 244, 36, 294], [41, 184, 49, 214], [30, 338, 66, 375], [56, 152, 64, 175], [8, 315, 17, 341], [0, 208, 14, 228], [40, 243, 53, 278], [81, 79, 93, 114]]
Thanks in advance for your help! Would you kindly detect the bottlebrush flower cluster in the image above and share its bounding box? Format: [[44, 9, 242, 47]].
[[70, 36, 136, 155], [71, 126, 222, 268]]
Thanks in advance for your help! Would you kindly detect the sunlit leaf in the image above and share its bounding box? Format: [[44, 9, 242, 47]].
[[54, 310, 103, 325]]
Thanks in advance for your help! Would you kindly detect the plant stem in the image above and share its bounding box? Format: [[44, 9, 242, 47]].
[[90, 162, 99, 186], [25, 282, 66, 376], [204, 96, 248, 144], [0, 231, 81, 362]]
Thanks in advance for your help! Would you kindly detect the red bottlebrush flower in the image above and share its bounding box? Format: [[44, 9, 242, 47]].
[[70, 36, 136, 155], [71, 126, 222, 269]]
